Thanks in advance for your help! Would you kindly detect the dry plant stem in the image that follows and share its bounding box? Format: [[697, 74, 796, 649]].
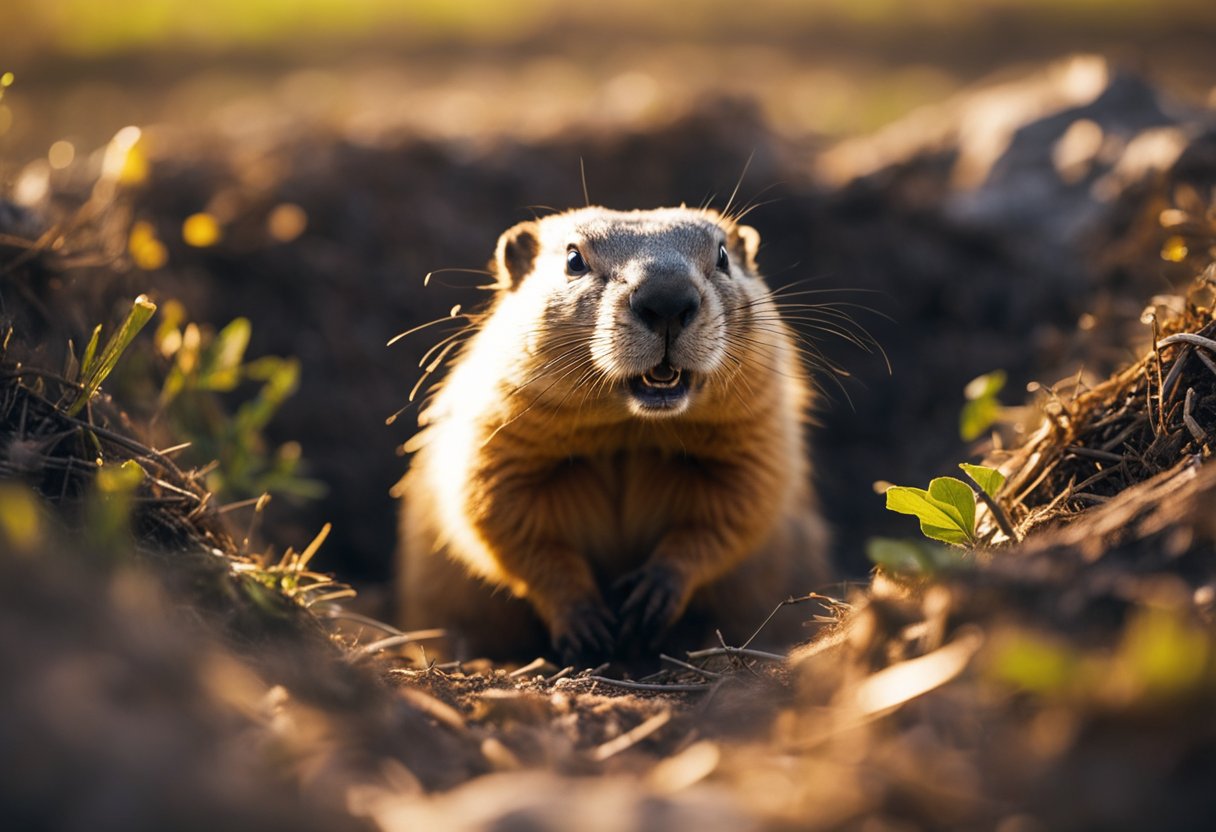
[[1158, 332, 1216, 353], [717, 629, 764, 678], [1074, 464, 1123, 492], [960, 468, 1020, 543], [582, 676, 713, 693], [685, 646, 786, 662], [0, 223, 62, 276], [508, 657, 548, 678], [75, 414, 191, 479], [1088, 400, 1134, 430], [588, 710, 672, 762], [323, 609, 420, 636], [660, 654, 723, 679], [1100, 417, 1146, 452], [1183, 387, 1206, 444], [0, 366, 83, 390], [1195, 348, 1216, 378], [738, 592, 825, 650], [359, 630, 448, 655], [1151, 315, 1165, 434], [1162, 346, 1191, 403], [215, 496, 263, 514], [1067, 446, 1126, 463]]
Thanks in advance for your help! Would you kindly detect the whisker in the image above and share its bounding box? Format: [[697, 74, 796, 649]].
[[732, 339, 857, 409], [721, 149, 755, 221], [752, 314, 877, 348], [746, 313, 891, 372], [387, 313, 474, 347], [424, 267, 495, 288], [504, 347, 592, 399], [419, 326, 475, 369], [484, 356, 598, 445], [721, 180, 786, 226], [769, 302, 895, 324], [728, 196, 782, 225], [729, 331, 854, 379], [719, 349, 760, 420], [410, 339, 467, 402]]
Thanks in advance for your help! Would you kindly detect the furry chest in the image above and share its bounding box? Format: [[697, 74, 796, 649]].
[[533, 449, 706, 580]]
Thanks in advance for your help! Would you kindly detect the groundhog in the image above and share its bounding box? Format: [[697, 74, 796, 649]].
[[394, 206, 830, 662]]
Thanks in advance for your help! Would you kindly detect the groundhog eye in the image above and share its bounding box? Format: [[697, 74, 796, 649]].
[[717, 243, 730, 273], [566, 247, 589, 276]]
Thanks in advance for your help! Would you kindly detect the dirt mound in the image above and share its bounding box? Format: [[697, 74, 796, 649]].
[[5, 60, 1216, 830], [995, 286, 1216, 535]]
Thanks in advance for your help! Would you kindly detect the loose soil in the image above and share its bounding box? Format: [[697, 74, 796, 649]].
[[4, 57, 1216, 830]]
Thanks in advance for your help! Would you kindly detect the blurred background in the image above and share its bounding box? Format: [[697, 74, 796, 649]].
[[3, 0, 1215, 593], [4, 0, 1216, 161]]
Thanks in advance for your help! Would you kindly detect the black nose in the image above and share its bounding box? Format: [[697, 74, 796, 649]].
[[630, 280, 701, 340]]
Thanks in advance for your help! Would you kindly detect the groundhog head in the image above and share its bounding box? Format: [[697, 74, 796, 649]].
[[491, 207, 777, 419]]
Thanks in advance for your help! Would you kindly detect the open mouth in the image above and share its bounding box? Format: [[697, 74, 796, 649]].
[[627, 362, 692, 411]]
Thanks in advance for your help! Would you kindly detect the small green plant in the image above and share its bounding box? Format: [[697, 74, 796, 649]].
[[66, 295, 157, 417], [231, 522, 355, 610], [0, 483, 44, 555], [959, 370, 1007, 441], [988, 606, 1216, 704], [883, 463, 1006, 546], [866, 536, 964, 575], [87, 458, 146, 550], [154, 302, 323, 501]]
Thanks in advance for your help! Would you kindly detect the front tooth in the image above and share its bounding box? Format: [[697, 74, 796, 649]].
[[647, 371, 680, 389]]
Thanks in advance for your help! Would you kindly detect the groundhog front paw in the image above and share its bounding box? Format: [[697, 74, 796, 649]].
[[549, 599, 616, 666], [615, 563, 689, 648]]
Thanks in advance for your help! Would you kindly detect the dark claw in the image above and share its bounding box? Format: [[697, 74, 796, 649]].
[[551, 599, 616, 665], [615, 563, 686, 648]]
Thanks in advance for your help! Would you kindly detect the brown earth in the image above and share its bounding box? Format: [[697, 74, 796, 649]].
[[3, 57, 1216, 830]]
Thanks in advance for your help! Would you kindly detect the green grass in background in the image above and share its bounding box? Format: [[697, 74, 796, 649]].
[[4, 0, 1215, 61]]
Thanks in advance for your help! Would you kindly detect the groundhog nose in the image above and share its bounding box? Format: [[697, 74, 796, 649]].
[[630, 280, 701, 339]]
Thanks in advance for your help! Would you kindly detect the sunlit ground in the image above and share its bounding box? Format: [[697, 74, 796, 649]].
[[5, 2, 1216, 830]]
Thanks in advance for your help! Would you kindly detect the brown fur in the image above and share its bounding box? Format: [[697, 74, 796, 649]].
[[395, 207, 830, 661]]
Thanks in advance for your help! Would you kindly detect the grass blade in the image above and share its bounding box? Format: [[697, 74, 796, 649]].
[[68, 295, 157, 417]]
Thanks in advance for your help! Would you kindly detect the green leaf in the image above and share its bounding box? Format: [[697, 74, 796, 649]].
[[885, 486, 956, 527], [233, 357, 299, 435], [964, 369, 1006, 401], [87, 459, 147, 550], [1121, 608, 1210, 697], [959, 463, 1006, 499], [928, 477, 976, 540], [0, 483, 43, 553], [988, 634, 1077, 694], [960, 370, 1007, 441], [197, 317, 251, 391], [79, 324, 102, 378], [866, 537, 963, 575], [68, 296, 157, 417], [884, 481, 975, 546], [153, 299, 186, 352], [960, 397, 1001, 441], [96, 458, 146, 493], [63, 339, 81, 384]]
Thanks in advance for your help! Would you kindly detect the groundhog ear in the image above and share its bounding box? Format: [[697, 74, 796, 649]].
[[730, 225, 761, 271], [493, 221, 540, 290]]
